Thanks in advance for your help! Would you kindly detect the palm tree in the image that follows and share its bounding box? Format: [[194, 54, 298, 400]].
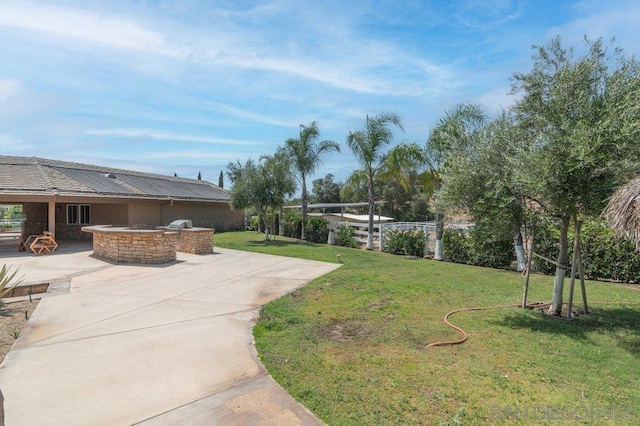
[[285, 122, 340, 240], [347, 113, 404, 249]]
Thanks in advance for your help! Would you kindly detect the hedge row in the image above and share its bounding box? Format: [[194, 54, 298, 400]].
[[533, 218, 640, 283], [442, 223, 514, 269], [440, 218, 640, 283], [383, 229, 425, 257], [281, 213, 329, 244]]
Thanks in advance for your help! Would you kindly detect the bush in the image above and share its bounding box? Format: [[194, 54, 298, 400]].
[[581, 220, 640, 283], [526, 218, 640, 283], [442, 229, 472, 264], [249, 216, 260, 232], [282, 213, 302, 239], [442, 223, 514, 269], [383, 229, 425, 257], [468, 223, 514, 269], [336, 225, 358, 248], [304, 216, 329, 244]]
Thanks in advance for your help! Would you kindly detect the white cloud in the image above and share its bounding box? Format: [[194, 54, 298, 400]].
[[85, 128, 263, 146], [0, 133, 36, 152], [0, 79, 20, 103], [475, 86, 518, 114], [206, 102, 295, 128], [145, 150, 263, 162], [0, 2, 187, 57], [545, 0, 640, 53]]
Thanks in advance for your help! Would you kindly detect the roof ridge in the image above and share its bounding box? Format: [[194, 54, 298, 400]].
[[32, 157, 57, 193]]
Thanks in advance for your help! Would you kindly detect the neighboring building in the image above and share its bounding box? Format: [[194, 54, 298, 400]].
[[0, 156, 244, 240]]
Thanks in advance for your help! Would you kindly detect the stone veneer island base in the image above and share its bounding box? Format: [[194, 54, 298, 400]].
[[82, 225, 216, 264], [176, 227, 215, 254], [82, 225, 178, 264]]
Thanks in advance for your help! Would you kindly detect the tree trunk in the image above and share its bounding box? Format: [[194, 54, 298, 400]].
[[549, 216, 569, 316], [366, 173, 375, 250], [514, 232, 525, 272], [262, 208, 270, 241], [278, 206, 284, 236], [301, 177, 307, 240], [434, 212, 444, 261]]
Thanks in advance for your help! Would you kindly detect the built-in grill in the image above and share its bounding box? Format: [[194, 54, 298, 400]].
[[167, 219, 193, 230]]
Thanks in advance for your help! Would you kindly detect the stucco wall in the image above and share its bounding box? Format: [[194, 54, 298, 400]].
[[21, 200, 243, 240], [162, 201, 243, 231]]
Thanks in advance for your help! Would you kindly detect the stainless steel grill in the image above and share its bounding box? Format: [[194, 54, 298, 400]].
[[167, 219, 192, 230]]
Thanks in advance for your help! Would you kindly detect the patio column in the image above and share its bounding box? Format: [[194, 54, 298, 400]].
[[48, 201, 55, 234]]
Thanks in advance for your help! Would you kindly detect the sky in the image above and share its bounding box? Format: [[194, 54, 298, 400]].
[[1, 0, 639, 186]]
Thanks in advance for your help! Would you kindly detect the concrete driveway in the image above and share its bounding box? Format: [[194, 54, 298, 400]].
[[0, 244, 339, 425]]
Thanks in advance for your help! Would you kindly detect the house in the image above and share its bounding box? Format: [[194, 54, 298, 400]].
[[0, 156, 244, 240]]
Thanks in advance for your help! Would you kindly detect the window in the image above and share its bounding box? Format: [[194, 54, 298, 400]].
[[66, 204, 91, 225], [67, 205, 78, 225], [80, 204, 91, 225]]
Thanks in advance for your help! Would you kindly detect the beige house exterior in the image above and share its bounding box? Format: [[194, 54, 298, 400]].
[[0, 156, 244, 240]]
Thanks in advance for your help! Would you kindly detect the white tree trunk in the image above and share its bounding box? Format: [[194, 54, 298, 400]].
[[301, 178, 307, 240], [514, 233, 525, 272], [434, 239, 443, 261], [434, 213, 444, 261], [549, 217, 569, 316], [366, 174, 375, 250]]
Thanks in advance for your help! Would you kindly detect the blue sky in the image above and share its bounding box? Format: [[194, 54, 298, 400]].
[[1, 0, 639, 185]]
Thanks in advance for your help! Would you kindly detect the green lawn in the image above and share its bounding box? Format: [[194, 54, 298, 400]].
[[216, 231, 640, 425]]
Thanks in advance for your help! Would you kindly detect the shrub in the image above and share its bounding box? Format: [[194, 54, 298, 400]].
[[304, 216, 329, 244], [442, 229, 472, 264], [442, 223, 514, 269], [527, 218, 640, 282], [383, 229, 425, 257], [249, 216, 260, 232], [468, 223, 514, 269], [336, 225, 358, 248], [0, 265, 22, 303], [580, 220, 640, 283], [282, 213, 302, 239]]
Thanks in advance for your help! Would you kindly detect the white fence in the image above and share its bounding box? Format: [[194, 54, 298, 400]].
[[330, 221, 383, 248], [329, 220, 474, 253], [0, 219, 23, 232]]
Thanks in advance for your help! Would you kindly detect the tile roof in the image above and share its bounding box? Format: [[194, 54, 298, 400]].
[[0, 156, 230, 202]]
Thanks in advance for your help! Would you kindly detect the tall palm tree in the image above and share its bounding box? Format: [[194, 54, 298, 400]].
[[285, 122, 340, 240], [347, 112, 404, 249]]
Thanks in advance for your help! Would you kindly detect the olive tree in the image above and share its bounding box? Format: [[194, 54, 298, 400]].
[[426, 103, 487, 260], [512, 36, 640, 315], [437, 111, 528, 270], [226, 152, 296, 241]]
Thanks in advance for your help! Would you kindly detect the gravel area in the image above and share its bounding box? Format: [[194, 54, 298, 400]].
[[0, 300, 39, 363]]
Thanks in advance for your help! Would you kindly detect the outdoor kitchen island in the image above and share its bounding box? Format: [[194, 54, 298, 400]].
[[82, 222, 215, 264], [82, 225, 178, 264]]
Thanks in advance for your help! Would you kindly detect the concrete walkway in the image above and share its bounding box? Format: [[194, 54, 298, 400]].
[[0, 244, 340, 425]]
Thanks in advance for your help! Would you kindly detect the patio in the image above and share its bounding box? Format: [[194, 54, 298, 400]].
[[0, 242, 339, 425]]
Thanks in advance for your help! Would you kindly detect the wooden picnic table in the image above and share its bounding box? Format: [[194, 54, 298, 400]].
[[22, 231, 58, 255]]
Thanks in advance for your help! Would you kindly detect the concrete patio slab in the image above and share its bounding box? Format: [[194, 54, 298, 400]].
[[0, 245, 339, 425]]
